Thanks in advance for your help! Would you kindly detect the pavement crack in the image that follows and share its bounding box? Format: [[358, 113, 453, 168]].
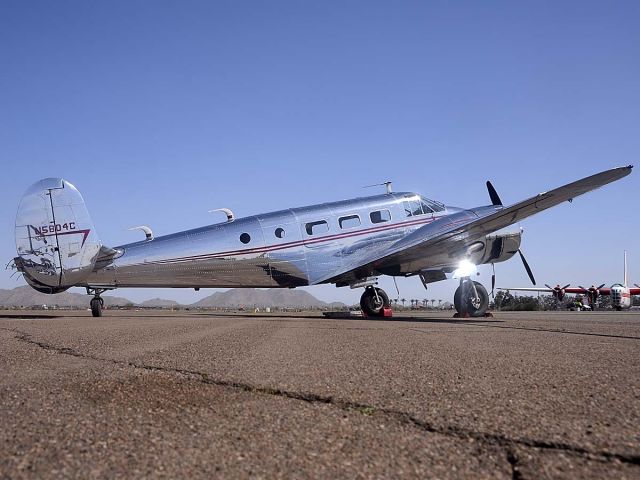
[[463, 323, 640, 340], [7, 327, 640, 468], [506, 449, 524, 480]]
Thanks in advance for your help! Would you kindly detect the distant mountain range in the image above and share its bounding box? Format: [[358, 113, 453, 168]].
[[0, 286, 345, 309], [0, 286, 133, 308], [192, 289, 345, 308]]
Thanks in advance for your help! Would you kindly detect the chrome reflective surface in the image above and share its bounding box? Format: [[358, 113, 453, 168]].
[[82, 192, 453, 289], [15, 179, 101, 290], [15, 166, 630, 294]]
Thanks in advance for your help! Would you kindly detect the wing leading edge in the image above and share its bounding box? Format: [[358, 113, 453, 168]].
[[312, 165, 633, 285]]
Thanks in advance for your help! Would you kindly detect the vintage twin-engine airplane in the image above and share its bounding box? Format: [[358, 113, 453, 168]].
[[13, 166, 632, 318], [501, 252, 639, 310]]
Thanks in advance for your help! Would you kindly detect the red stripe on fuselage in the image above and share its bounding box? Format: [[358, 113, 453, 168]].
[[135, 215, 470, 267]]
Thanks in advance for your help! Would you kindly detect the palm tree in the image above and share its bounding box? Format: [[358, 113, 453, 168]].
[[438, 299, 442, 308], [431, 299, 436, 308], [401, 298, 406, 308]]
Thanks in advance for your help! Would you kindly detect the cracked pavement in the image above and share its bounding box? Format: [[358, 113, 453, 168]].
[[0, 310, 639, 478]]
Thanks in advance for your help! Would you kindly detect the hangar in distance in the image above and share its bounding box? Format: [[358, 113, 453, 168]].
[[12, 165, 632, 317]]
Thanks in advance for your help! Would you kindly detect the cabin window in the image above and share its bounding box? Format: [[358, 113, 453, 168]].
[[240, 233, 251, 244], [370, 209, 391, 224], [305, 220, 329, 235], [275, 227, 286, 238], [339, 215, 361, 229]]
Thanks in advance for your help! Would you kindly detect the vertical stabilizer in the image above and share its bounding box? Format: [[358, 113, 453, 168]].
[[15, 178, 101, 293]]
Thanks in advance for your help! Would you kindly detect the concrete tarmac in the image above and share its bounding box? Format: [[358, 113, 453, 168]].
[[1, 310, 639, 479]]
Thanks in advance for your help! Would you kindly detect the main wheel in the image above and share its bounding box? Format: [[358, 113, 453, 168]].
[[360, 287, 390, 316], [454, 281, 489, 317], [90, 297, 103, 317]]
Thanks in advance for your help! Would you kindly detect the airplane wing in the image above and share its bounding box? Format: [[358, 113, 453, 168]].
[[630, 288, 640, 295], [497, 287, 591, 294], [312, 165, 632, 285]]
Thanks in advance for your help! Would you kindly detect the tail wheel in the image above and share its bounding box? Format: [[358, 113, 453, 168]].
[[454, 281, 489, 317], [360, 287, 390, 316], [90, 297, 104, 317]]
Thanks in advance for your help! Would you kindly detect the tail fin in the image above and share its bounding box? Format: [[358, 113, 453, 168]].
[[14, 178, 101, 293]]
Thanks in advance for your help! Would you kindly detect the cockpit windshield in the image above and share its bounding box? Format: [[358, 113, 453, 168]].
[[402, 194, 445, 217], [421, 196, 445, 213]]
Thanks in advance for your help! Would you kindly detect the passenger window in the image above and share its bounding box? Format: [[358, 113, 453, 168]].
[[275, 227, 285, 238], [370, 209, 391, 224], [305, 220, 329, 235], [339, 215, 360, 229]]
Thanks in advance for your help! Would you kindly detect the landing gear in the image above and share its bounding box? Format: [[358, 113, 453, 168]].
[[90, 296, 104, 317], [454, 279, 489, 317], [360, 286, 390, 317], [87, 287, 107, 318]]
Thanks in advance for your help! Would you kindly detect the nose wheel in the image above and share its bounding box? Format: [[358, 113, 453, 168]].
[[454, 279, 489, 317], [360, 286, 390, 317]]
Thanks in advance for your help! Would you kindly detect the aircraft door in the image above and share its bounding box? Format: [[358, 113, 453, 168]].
[[258, 211, 308, 287], [295, 207, 342, 284]]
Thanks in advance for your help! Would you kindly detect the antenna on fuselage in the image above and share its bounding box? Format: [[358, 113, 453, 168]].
[[624, 250, 628, 287], [363, 181, 393, 194]]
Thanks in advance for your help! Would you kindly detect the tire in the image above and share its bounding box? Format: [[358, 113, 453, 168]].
[[90, 297, 103, 317], [454, 281, 489, 317], [360, 287, 390, 316]]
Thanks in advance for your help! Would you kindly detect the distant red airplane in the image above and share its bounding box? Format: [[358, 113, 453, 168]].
[[501, 252, 639, 311]]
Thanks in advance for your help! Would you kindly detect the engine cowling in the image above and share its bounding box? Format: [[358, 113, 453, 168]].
[[468, 231, 522, 266]]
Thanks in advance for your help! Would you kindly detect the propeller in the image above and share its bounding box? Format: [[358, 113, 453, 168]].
[[486, 181, 535, 287], [486, 181, 502, 206], [577, 284, 606, 307], [545, 283, 570, 301], [517, 249, 536, 285]]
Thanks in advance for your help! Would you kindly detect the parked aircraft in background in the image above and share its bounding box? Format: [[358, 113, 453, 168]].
[[500, 252, 639, 310], [12, 166, 632, 317]]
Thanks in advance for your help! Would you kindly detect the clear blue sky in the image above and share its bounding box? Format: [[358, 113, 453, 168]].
[[1, 1, 638, 305]]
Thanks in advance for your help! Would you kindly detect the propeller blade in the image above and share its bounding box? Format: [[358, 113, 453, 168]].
[[486, 181, 503, 206], [545, 284, 553, 290], [578, 286, 585, 290], [562, 284, 571, 290], [598, 283, 606, 290], [635, 284, 640, 288], [518, 249, 536, 285]]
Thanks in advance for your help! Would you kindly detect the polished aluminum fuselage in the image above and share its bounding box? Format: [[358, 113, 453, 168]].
[[83, 192, 468, 289]]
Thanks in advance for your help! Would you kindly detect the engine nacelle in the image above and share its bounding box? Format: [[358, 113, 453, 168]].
[[468, 230, 522, 266]]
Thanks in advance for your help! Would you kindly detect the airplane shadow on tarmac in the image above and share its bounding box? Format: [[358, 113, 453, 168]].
[[191, 312, 504, 325]]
